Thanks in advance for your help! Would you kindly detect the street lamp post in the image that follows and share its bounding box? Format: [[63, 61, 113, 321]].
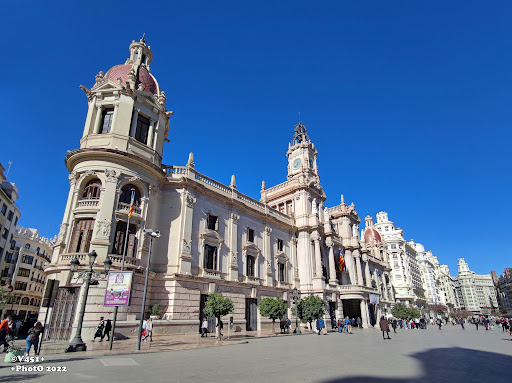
[[65, 250, 112, 353], [290, 287, 302, 334], [136, 229, 160, 351]]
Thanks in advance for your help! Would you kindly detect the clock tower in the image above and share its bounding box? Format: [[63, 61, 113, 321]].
[[287, 122, 319, 179]]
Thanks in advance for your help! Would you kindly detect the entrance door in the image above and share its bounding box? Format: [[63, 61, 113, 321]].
[[199, 294, 216, 333], [245, 298, 258, 331], [46, 287, 80, 341], [342, 299, 362, 320], [329, 301, 336, 326]]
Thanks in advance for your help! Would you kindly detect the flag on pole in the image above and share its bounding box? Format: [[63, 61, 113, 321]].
[[338, 250, 346, 271], [128, 192, 135, 217]]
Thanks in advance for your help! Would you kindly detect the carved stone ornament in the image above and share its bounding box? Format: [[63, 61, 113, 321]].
[[182, 239, 192, 254], [149, 184, 160, 196], [185, 193, 196, 208], [68, 172, 79, 186], [264, 226, 272, 235], [105, 169, 120, 183], [57, 223, 69, 241], [157, 91, 167, 105], [96, 219, 111, 238], [230, 213, 239, 223], [137, 83, 145, 91], [95, 71, 105, 84], [129, 176, 141, 183]]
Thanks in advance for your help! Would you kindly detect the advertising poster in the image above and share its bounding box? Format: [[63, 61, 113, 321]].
[[104, 271, 133, 306]]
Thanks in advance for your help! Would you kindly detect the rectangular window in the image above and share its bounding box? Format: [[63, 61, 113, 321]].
[[207, 214, 218, 231], [277, 239, 284, 252], [134, 114, 150, 144], [17, 268, 30, 278], [247, 255, 255, 277], [286, 200, 293, 216], [0, 247, 3, 258], [100, 108, 115, 134], [1, 268, 8, 278], [1, 229, 7, 239], [279, 263, 285, 282], [22, 255, 34, 265], [14, 282, 27, 291], [1, 204, 6, 215], [13, 216, 18, 226], [69, 219, 95, 253], [7, 210, 13, 221], [5, 252, 13, 263], [278, 203, 285, 213], [204, 245, 217, 270], [248, 228, 254, 243]]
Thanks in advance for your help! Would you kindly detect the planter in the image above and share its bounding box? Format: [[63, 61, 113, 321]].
[[5, 349, 24, 363]]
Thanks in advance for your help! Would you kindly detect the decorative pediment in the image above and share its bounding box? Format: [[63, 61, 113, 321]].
[[242, 242, 261, 257], [91, 80, 126, 94], [274, 251, 289, 262], [199, 230, 224, 246]]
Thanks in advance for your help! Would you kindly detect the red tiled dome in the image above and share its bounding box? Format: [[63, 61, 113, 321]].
[[364, 228, 381, 244], [106, 64, 158, 95]]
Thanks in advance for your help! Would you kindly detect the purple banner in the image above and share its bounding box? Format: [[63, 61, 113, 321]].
[[104, 271, 133, 306]]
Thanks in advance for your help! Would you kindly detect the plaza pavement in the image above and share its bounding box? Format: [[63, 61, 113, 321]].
[[1, 324, 511, 383]]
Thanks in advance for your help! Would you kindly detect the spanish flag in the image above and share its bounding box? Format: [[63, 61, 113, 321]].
[[128, 193, 135, 217], [338, 250, 346, 271]]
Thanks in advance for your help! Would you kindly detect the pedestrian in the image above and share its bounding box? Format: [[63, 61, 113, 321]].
[[316, 318, 325, 335], [142, 318, 148, 339], [357, 317, 362, 329], [286, 318, 291, 333], [201, 317, 208, 337], [216, 318, 223, 339], [438, 320, 442, 330], [398, 319, 403, 328], [280, 318, 285, 334], [93, 317, 105, 342], [379, 316, 391, 340], [337, 318, 343, 333], [475, 319, 479, 330], [25, 322, 43, 356], [0, 315, 12, 352], [144, 318, 153, 342], [391, 319, 397, 333], [102, 319, 112, 341], [484, 318, 489, 331], [461, 319, 465, 330], [14, 319, 22, 339], [345, 316, 352, 334]]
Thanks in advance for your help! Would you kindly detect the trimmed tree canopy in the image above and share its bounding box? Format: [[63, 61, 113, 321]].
[[203, 293, 234, 319], [259, 297, 288, 321], [297, 295, 325, 325]]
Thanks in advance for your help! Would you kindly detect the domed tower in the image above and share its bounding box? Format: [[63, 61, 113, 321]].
[[50, 37, 171, 275]]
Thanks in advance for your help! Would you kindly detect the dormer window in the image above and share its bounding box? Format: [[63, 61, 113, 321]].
[[248, 228, 254, 243], [100, 108, 114, 134], [134, 114, 150, 144]]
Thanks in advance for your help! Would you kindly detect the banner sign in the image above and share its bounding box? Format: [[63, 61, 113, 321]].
[[104, 271, 133, 306], [369, 294, 380, 305]]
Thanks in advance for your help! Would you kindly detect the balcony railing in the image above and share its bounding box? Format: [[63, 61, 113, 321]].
[[117, 202, 142, 216], [76, 199, 100, 209], [202, 269, 225, 279]]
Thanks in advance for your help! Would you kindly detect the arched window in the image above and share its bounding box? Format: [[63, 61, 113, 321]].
[[36, 247, 40, 255], [21, 297, 29, 305], [119, 184, 141, 206], [25, 243, 30, 249], [83, 179, 102, 200], [29, 298, 34, 306]]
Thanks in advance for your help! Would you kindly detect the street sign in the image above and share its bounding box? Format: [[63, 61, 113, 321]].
[[6, 285, 13, 292]]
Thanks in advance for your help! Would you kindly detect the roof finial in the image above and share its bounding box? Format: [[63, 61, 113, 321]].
[[187, 152, 195, 168], [341, 194, 345, 205], [261, 180, 266, 191], [141, 33, 146, 43], [230, 174, 237, 189]]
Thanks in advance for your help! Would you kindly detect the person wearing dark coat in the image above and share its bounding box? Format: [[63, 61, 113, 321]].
[[379, 316, 391, 340]]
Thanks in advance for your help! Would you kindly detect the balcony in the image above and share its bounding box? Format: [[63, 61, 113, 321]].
[[201, 269, 225, 280], [117, 202, 142, 217], [245, 275, 261, 284], [76, 198, 100, 210]]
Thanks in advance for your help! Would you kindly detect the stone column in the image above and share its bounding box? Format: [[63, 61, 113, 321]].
[[382, 273, 389, 301], [360, 299, 369, 328], [110, 102, 119, 133], [354, 251, 364, 286], [263, 226, 273, 286], [328, 245, 337, 284], [129, 108, 139, 137], [344, 249, 355, 284], [228, 213, 239, 281], [363, 255, 372, 288], [147, 118, 155, 148], [93, 105, 103, 134], [313, 236, 322, 278], [176, 191, 195, 274], [291, 237, 299, 285]]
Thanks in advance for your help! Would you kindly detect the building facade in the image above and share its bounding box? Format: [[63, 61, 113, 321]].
[[453, 258, 498, 314], [492, 268, 512, 313], [40, 38, 397, 341], [0, 228, 53, 319]]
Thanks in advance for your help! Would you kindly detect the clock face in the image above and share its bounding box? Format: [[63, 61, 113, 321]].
[[293, 159, 302, 169]]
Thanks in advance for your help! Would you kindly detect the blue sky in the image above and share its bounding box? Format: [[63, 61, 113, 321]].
[[1, 1, 510, 276]]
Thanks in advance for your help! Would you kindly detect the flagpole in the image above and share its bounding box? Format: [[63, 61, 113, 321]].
[[109, 188, 135, 350]]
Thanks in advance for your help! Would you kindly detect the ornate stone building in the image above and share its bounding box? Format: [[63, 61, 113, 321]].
[[453, 258, 498, 314], [41, 38, 396, 340]]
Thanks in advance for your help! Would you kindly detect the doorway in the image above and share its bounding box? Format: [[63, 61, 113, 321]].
[[245, 298, 258, 331], [199, 294, 216, 333], [46, 287, 80, 341]]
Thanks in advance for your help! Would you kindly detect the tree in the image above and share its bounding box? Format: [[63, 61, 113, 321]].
[[408, 307, 421, 319], [259, 297, 287, 335], [453, 309, 472, 320], [391, 303, 409, 319], [428, 304, 447, 317], [203, 293, 234, 340], [296, 295, 325, 330], [0, 288, 12, 311]]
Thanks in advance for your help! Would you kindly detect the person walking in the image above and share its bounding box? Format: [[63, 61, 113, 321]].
[[379, 316, 391, 340], [144, 318, 153, 342], [391, 319, 397, 333], [0, 316, 12, 352], [201, 317, 208, 337], [25, 322, 43, 356], [337, 318, 343, 333], [316, 318, 325, 335], [438, 320, 442, 330], [345, 317, 352, 334], [475, 319, 479, 330], [102, 319, 112, 341], [357, 317, 362, 329], [93, 317, 105, 342], [460, 319, 465, 330]]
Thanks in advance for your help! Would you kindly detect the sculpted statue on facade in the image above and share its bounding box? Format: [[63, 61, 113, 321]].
[[96, 219, 111, 238], [105, 169, 120, 183], [311, 198, 317, 214], [324, 207, 329, 221]]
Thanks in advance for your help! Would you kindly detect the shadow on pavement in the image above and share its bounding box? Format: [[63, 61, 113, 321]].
[[321, 347, 512, 383], [0, 373, 42, 382]]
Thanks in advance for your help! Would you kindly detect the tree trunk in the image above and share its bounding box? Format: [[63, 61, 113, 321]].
[[272, 319, 276, 336], [217, 317, 222, 340]]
